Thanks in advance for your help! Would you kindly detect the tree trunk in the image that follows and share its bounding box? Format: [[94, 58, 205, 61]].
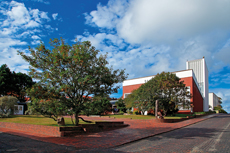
[[57, 117, 65, 126], [75, 113, 79, 126]]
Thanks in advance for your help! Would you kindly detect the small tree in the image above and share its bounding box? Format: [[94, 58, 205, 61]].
[[125, 72, 191, 117], [115, 99, 127, 113], [0, 96, 18, 117], [18, 38, 127, 125]]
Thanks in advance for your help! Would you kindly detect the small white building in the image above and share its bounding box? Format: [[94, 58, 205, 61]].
[[14, 105, 24, 115], [209, 93, 221, 110]]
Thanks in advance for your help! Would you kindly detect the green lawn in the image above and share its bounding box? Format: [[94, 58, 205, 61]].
[[0, 115, 94, 126], [103, 114, 156, 120], [103, 114, 192, 119], [164, 116, 184, 119]]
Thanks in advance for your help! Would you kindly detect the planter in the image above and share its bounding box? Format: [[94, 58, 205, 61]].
[[0, 121, 129, 137]]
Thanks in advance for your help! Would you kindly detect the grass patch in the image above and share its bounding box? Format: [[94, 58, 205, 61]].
[[102, 114, 156, 120], [164, 116, 184, 119], [0, 115, 94, 126]]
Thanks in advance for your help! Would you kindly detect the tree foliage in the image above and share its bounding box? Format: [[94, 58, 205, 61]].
[[26, 84, 68, 121], [115, 99, 127, 113], [214, 105, 227, 114], [0, 96, 18, 118], [0, 64, 13, 96], [125, 72, 192, 116], [0, 64, 35, 102], [18, 38, 127, 125], [83, 96, 112, 116]]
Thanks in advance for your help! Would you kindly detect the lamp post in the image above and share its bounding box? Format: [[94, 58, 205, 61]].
[[155, 100, 158, 118]]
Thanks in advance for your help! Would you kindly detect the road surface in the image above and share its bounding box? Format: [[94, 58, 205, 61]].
[[0, 114, 229, 153]]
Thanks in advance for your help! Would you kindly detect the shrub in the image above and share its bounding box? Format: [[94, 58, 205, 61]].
[[115, 99, 127, 113], [214, 106, 228, 114], [127, 110, 133, 114], [133, 110, 140, 115], [0, 96, 18, 118]]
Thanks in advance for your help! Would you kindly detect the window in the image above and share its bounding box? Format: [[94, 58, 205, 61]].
[[124, 93, 131, 98]]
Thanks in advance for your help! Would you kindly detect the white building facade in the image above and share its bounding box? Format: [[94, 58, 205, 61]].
[[209, 93, 220, 110], [186, 58, 209, 112]]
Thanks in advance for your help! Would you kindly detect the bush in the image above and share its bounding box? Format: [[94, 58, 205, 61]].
[[194, 111, 216, 115], [127, 110, 133, 114], [133, 110, 140, 115], [0, 96, 18, 118], [214, 106, 227, 114], [115, 99, 127, 113]]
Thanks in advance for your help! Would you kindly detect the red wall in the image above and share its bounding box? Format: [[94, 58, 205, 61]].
[[123, 76, 203, 112], [192, 79, 203, 112], [123, 84, 143, 98]]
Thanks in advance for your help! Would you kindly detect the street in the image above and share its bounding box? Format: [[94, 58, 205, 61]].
[[0, 114, 229, 153]]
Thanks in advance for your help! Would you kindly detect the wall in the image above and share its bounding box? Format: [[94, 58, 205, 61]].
[[123, 84, 143, 98], [0, 122, 60, 137], [192, 79, 204, 112], [209, 93, 219, 110], [14, 105, 24, 115]]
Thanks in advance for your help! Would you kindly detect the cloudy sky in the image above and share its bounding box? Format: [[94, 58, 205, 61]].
[[0, 0, 230, 112]]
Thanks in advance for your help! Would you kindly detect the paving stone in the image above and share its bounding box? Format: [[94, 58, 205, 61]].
[[0, 114, 218, 149]]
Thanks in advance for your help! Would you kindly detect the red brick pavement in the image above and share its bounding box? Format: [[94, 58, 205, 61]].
[[0, 114, 218, 149]]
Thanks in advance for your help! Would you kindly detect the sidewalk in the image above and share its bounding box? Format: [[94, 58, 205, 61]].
[[0, 114, 218, 149]]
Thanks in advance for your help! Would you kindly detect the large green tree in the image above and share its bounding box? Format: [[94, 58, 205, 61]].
[[18, 38, 127, 125], [0, 64, 34, 101], [0, 64, 13, 96], [13, 72, 35, 102], [125, 72, 192, 116]]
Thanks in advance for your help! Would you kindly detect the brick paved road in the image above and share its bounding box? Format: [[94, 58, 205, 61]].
[[0, 114, 228, 153], [0, 114, 216, 150]]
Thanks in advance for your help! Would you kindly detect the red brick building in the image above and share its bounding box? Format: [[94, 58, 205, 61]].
[[123, 58, 209, 113]]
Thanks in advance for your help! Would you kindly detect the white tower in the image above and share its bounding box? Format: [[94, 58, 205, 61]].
[[186, 57, 209, 112]]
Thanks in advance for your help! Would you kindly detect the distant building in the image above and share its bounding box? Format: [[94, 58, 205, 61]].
[[209, 93, 221, 110], [123, 57, 209, 113]]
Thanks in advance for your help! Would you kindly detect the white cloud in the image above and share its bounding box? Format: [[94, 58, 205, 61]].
[[31, 40, 41, 45], [84, 0, 230, 75], [40, 11, 50, 20], [52, 13, 58, 20], [3, 1, 30, 26], [82, 0, 230, 105], [31, 35, 41, 40], [25, 20, 40, 28], [0, 38, 27, 49], [85, 0, 128, 29], [0, 47, 30, 74], [0, 1, 55, 74], [31, 0, 50, 5]]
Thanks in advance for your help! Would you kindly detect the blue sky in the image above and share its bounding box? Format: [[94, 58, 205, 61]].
[[0, 0, 230, 113]]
